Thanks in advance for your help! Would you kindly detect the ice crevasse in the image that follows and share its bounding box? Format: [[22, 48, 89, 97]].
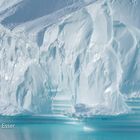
[[0, 0, 139, 116]]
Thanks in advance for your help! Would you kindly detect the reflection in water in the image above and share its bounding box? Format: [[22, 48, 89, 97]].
[[0, 115, 140, 140]]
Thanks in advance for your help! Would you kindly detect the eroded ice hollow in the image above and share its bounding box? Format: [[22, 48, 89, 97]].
[[0, 0, 140, 116]]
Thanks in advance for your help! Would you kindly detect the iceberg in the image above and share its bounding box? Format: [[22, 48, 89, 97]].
[[0, 0, 140, 116]]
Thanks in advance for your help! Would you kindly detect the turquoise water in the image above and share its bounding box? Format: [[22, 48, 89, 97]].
[[0, 114, 140, 140]]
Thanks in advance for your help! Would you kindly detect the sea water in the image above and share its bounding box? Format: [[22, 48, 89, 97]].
[[0, 114, 140, 140]]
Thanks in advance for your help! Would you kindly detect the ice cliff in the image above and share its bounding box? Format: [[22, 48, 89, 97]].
[[0, 0, 139, 116]]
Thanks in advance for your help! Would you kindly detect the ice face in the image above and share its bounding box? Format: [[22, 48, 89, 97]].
[[0, 0, 139, 116], [113, 22, 137, 93]]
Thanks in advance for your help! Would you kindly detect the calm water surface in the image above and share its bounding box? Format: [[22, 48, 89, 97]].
[[0, 114, 140, 140]]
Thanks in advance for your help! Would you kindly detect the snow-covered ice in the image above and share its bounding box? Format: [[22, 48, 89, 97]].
[[0, 0, 140, 116]]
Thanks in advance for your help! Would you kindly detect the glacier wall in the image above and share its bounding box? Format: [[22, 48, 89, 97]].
[[0, 0, 140, 116]]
